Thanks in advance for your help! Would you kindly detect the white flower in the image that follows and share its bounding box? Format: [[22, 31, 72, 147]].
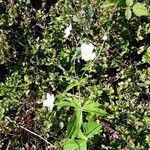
[[43, 93, 55, 110], [102, 35, 108, 41], [64, 23, 72, 39], [81, 43, 96, 61]]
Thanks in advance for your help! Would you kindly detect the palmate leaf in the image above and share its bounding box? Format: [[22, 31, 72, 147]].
[[83, 107, 107, 116], [83, 122, 102, 138], [64, 78, 86, 94], [64, 139, 87, 150], [82, 100, 107, 116], [56, 97, 80, 108], [67, 109, 83, 139]]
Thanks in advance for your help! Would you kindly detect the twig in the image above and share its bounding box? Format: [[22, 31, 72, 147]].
[[6, 117, 56, 149], [6, 140, 11, 150], [19, 125, 55, 149]]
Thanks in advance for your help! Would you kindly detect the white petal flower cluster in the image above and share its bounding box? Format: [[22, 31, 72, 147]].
[[43, 93, 55, 111], [64, 23, 72, 39], [81, 43, 96, 61]]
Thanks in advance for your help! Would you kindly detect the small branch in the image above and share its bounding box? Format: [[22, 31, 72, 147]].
[[6, 117, 55, 149], [6, 140, 11, 150], [19, 125, 55, 149]]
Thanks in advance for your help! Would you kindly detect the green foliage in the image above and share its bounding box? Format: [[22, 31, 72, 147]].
[[83, 122, 102, 139], [133, 3, 149, 17], [82, 100, 107, 116], [125, 1, 150, 20], [56, 94, 106, 148], [142, 47, 150, 63], [67, 109, 83, 139], [64, 139, 87, 150], [125, 7, 132, 20], [0, 0, 150, 149], [126, 0, 134, 7]]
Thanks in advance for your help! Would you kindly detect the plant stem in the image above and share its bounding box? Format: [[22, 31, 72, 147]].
[[6, 117, 56, 149]]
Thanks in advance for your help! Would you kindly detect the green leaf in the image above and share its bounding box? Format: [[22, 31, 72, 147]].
[[56, 98, 80, 108], [84, 107, 107, 116], [64, 78, 86, 94], [143, 117, 150, 123], [64, 139, 87, 150], [125, 7, 132, 20], [82, 100, 107, 116], [67, 109, 82, 139], [77, 129, 87, 140], [142, 47, 150, 63], [147, 47, 150, 54], [133, 3, 149, 17], [146, 135, 150, 144], [142, 53, 150, 63], [126, 0, 133, 7], [83, 122, 102, 138], [102, 0, 115, 8], [83, 100, 99, 109], [56, 101, 76, 108], [64, 81, 79, 93]]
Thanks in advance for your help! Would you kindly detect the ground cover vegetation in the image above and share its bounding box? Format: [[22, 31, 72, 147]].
[[0, 0, 150, 149]]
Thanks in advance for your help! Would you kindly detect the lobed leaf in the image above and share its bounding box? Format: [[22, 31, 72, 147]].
[[83, 122, 102, 138], [64, 139, 87, 150], [67, 109, 83, 139]]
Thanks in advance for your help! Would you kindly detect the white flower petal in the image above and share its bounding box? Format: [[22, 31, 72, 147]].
[[43, 93, 55, 110], [64, 23, 72, 39], [88, 43, 95, 52], [89, 52, 96, 60], [46, 93, 51, 99], [47, 93, 55, 103], [81, 43, 96, 61], [68, 23, 72, 31]]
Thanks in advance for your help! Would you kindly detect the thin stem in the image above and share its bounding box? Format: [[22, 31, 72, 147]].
[[6, 117, 56, 149], [6, 140, 11, 150], [19, 126, 55, 148]]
